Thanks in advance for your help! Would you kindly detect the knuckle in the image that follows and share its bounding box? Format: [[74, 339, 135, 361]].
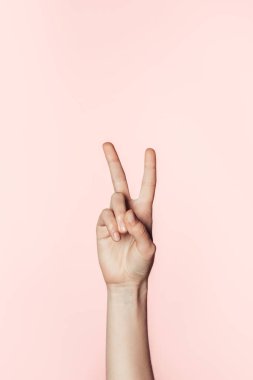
[[145, 242, 156, 259], [151, 242, 156, 254], [135, 221, 146, 235], [110, 192, 126, 212], [101, 207, 111, 215]]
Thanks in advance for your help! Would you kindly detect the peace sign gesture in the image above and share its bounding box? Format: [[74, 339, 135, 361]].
[[96, 142, 157, 288]]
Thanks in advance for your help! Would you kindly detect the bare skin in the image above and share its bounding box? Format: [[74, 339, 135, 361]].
[[96, 142, 157, 380]]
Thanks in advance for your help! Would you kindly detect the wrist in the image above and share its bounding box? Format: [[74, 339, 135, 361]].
[[107, 280, 148, 304]]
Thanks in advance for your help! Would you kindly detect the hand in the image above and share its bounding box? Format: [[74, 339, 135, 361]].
[[96, 142, 157, 288]]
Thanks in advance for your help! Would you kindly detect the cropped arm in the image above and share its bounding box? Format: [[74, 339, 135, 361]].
[[106, 281, 154, 380]]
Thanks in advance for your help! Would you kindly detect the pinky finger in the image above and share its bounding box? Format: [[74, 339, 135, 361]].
[[96, 208, 121, 242]]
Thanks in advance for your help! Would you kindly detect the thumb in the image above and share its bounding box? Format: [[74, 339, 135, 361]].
[[124, 209, 156, 259]]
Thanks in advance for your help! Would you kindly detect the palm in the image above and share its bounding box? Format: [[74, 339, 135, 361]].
[[96, 143, 156, 286]]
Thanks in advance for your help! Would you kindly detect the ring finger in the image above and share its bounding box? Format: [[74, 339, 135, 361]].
[[110, 192, 128, 234], [97, 208, 121, 242]]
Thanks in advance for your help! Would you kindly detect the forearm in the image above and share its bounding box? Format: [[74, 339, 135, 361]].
[[106, 280, 154, 380]]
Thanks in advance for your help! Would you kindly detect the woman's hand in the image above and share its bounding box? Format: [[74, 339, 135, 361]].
[[96, 142, 157, 288]]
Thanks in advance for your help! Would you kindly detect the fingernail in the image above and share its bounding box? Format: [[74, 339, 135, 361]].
[[127, 209, 135, 225], [113, 231, 120, 241], [118, 219, 127, 233]]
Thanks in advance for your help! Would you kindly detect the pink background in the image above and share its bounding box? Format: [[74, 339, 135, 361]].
[[1, 1, 253, 379]]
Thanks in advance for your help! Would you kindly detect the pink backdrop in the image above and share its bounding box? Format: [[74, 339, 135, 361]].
[[1, 1, 253, 379]]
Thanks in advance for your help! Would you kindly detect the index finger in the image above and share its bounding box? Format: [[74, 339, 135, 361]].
[[138, 147, 157, 204], [102, 142, 131, 199]]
